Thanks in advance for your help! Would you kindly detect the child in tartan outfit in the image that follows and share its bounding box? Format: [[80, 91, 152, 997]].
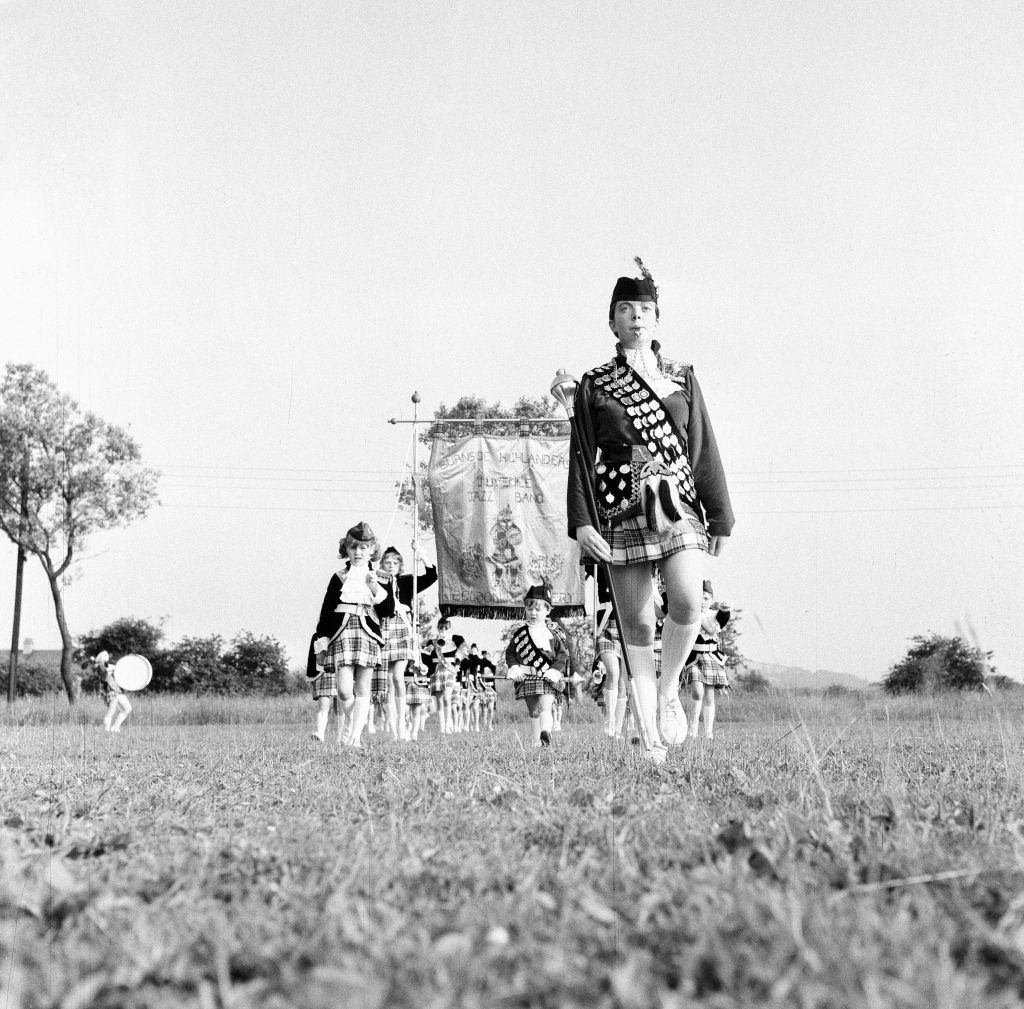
[[376, 546, 438, 740], [306, 521, 395, 746], [683, 579, 732, 740], [504, 582, 569, 747]]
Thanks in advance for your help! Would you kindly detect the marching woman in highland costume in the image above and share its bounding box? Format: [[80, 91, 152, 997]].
[[377, 546, 437, 740], [306, 522, 395, 746], [505, 582, 569, 747], [567, 259, 734, 763]]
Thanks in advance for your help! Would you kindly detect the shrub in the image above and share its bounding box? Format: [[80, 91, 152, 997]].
[[883, 633, 990, 695], [77, 617, 165, 662], [150, 635, 226, 693], [734, 667, 772, 693], [987, 674, 1021, 691], [0, 660, 64, 697], [221, 631, 292, 695]]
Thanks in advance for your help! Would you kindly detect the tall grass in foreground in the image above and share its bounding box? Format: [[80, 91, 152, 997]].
[[2, 689, 1023, 1008]]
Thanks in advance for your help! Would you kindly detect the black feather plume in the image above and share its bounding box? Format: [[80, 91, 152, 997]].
[[633, 256, 658, 300]]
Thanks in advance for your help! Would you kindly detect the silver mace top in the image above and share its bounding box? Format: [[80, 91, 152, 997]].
[[549, 369, 578, 418]]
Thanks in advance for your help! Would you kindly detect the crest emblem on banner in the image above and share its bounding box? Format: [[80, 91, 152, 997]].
[[427, 434, 585, 618]]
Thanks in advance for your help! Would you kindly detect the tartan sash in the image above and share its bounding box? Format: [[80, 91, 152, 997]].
[[590, 357, 698, 524], [510, 625, 555, 674]]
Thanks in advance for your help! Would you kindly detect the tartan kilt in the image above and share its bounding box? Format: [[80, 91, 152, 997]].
[[371, 668, 389, 701], [405, 679, 430, 705], [513, 674, 561, 700], [430, 663, 456, 693], [324, 618, 381, 672], [596, 623, 622, 661], [311, 669, 338, 699], [380, 614, 417, 664], [654, 645, 663, 677], [592, 509, 707, 566], [685, 653, 730, 688], [480, 686, 497, 706]]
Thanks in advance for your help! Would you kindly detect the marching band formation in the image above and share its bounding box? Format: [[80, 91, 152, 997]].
[[89, 258, 735, 759], [304, 259, 735, 758]]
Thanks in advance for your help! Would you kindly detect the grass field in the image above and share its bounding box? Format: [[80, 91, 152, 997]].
[[2, 687, 1024, 1008]]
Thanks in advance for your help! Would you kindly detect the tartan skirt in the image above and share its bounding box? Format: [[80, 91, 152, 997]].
[[596, 623, 622, 661], [597, 510, 707, 566], [685, 653, 730, 687], [324, 617, 381, 672], [514, 674, 561, 700], [405, 679, 430, 705], [430, 663, 456, 693], [380, 614, 417, 664], [311, 669, 338, 699], [371, 668, 389, 700]]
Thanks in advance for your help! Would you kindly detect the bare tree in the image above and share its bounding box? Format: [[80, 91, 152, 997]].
[[0, 364, 159, 703]]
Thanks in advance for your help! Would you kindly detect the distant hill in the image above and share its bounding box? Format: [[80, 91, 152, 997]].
[[745, 661, 874, 690]]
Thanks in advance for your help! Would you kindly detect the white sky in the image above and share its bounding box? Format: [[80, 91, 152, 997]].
[[2, 0, 1023, 680]]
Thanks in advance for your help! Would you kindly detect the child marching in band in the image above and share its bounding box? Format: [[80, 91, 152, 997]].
[[684, 580, 732, 740], [307, 522, 395, 747], [505, 582, 569, 747], [305, 539, 733, 750], [376, 546, 438, 740]]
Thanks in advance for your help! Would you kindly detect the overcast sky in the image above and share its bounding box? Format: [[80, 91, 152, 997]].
[[3, 0, 1023, 680]]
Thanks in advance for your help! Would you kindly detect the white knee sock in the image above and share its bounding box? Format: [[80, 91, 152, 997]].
[[623, 644, 662, 748], [539, 709, 553, 735], [704, 694, 717, 738], [314, 706, 329, 740], [613, 694, 628, 735], [689, 694, 702, 738], [659, 618, 701, 699], [347, 697, 371, 746], [530, 715, 542, 745]]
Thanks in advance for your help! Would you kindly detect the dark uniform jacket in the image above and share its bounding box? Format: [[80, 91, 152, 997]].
[[305, 563, 396, 678], [567, 345, 734, 539]]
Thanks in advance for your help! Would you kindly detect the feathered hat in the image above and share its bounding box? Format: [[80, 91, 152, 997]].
[[523, 582, 553, 607], [345, 521, 376, 544], [609, 256, 659, 319]]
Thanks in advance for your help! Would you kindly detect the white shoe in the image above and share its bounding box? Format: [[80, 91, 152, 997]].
[[659, 696, 687, 745], [643, 744, 668, 765]]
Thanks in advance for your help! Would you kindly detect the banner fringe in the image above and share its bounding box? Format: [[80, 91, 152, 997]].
[[440, 604, 586, 620]]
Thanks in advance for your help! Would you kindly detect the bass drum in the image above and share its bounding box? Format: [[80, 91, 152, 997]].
[[112, 654, 153, 692]]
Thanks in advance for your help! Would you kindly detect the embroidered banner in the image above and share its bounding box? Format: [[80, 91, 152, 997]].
[[427, 434, 585, 618]]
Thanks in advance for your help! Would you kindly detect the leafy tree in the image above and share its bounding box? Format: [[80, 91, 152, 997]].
[[0, 364, 159, 703], [883, 633, 991, 695]]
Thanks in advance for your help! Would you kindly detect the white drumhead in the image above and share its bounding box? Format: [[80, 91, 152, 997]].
[[112, 654, 152, 691]]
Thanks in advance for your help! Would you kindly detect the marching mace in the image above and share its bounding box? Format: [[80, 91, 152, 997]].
[[549, 369, 656, 755]]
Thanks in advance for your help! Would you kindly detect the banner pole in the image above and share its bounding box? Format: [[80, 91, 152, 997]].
[[410, 391, 421, 654]]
